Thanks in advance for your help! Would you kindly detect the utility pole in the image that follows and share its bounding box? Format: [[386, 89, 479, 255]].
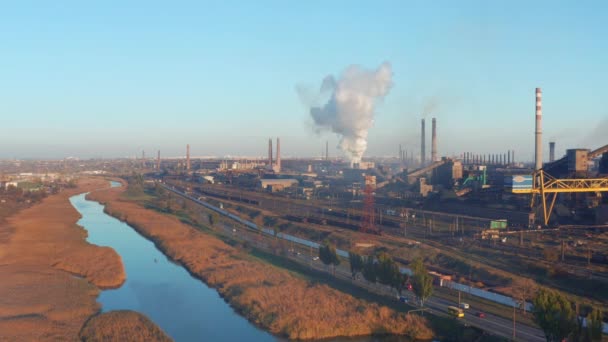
[[513, 303, 516, 341]]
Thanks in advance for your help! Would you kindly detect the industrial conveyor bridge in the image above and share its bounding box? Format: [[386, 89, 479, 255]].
[[517, 170, 608, 225]]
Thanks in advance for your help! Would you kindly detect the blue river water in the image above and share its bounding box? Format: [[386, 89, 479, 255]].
[[69, 185, 275, 341]]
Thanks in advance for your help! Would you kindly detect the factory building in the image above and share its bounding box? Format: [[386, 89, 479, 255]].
[[259, 178, 299, 192], [567, 148, 590, 176], [433, 159, 463, 188]]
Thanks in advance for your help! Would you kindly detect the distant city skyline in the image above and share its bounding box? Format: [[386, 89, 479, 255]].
[[1, 1, 607, 161]]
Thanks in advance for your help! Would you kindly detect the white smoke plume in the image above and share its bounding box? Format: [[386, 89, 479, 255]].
[[307, 62, 393, 164]]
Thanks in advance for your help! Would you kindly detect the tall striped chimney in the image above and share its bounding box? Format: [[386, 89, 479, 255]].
[[431, 118, 437, 162], [535, 88, 543, 170]]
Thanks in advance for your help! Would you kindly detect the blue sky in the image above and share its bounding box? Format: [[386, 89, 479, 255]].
[[1, 1, 606, 160]]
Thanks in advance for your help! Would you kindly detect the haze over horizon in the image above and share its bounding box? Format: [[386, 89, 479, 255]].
[[1, 1, 607, 161]]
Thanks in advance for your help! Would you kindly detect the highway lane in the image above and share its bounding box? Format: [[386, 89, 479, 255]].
[[163, 183, 546, 341]]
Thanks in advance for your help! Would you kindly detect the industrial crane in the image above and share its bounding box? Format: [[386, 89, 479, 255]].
[[526, 170, 608, 225]]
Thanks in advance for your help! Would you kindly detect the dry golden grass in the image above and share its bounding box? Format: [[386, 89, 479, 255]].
[[79, 310, 172, 342], [88, 187, 433, 340], [0, 178, 126, 341]]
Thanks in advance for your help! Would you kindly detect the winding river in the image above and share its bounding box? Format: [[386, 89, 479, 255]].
[[69, 183, 275, 341]]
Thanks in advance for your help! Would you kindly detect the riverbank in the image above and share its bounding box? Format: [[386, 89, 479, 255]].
[[88, 185, 434, 340], [79, 310, 172, 342], [0, 178, 126, 340]]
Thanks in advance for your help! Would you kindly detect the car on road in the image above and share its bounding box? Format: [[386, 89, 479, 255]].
[[475, 312, 485, 318], [312, 256, 319, 261], [459, 303, 470, 309], [397, 296, 409, 303]]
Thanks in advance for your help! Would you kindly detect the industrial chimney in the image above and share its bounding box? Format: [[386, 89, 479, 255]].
[[268, 138, 273, 167], [549, 141, 555, 162], [535, 88, 543, 170], [276, 137, 281, 172], [326, 140, 329, 161], [186, 144, 191, 171], [421, 118, 426, 166], [156, 150, 160, 170], [431, 118, 437, 162]]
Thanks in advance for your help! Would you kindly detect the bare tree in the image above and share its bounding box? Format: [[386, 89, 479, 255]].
[[512, 277, 537, 315]]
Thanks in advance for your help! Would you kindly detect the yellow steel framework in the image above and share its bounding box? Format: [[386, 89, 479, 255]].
[[521, 170, 608, 225]]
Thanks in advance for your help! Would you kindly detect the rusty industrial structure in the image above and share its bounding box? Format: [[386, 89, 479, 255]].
[[360, 175, 379, 235]]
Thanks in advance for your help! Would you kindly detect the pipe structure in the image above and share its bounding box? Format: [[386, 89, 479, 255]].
[[431, 118, 437, 162], [535, 88, 543, 170], [421, 119, 426, 166], [549, 141, 555, 162]]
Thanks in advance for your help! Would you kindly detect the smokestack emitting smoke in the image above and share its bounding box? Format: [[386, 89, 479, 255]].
[[535, 88, 542, 170], [421, 119, 426, 165], [549, 141, 555, 162], [431, 118, 437, 162], [308, 62, 393, 164], [186, 144, 190, 171]]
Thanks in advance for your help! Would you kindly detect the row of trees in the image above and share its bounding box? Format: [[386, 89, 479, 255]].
[[532, 288, 604, 342], [349, 251, 434, 307], [318, 242, 340, 274]]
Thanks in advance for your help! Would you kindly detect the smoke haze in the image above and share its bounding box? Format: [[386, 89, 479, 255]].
[[306, 62, 393, 164]]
